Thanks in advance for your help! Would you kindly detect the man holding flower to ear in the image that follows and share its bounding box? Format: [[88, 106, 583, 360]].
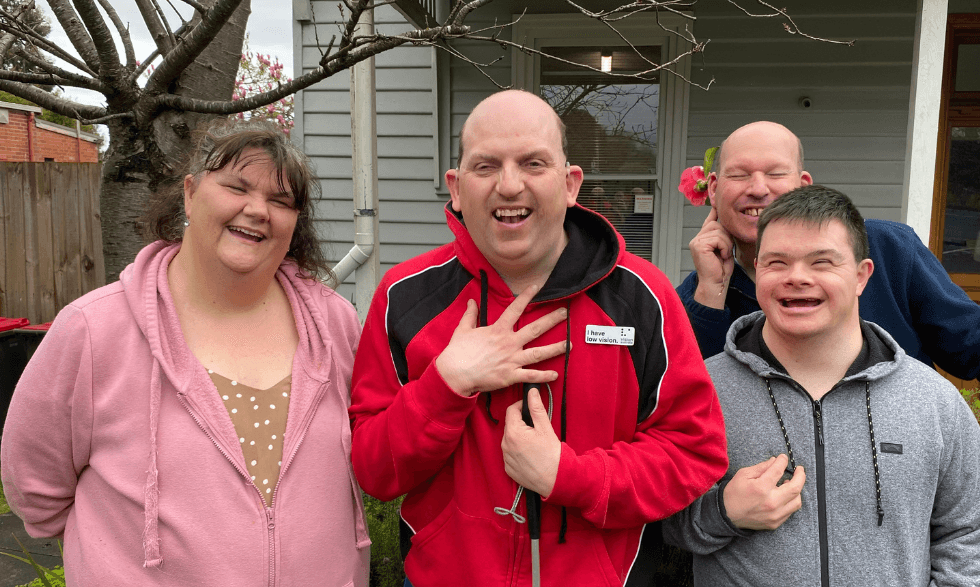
[[675, 121, 980, 381]]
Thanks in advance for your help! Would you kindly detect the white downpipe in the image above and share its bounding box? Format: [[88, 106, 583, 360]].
[[337, 8, 381, 323]]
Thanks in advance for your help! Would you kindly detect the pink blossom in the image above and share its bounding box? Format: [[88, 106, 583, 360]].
[[678, 166, 709, 206]]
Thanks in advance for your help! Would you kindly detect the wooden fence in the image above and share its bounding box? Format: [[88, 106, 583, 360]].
[[0, 162, 105, 324]]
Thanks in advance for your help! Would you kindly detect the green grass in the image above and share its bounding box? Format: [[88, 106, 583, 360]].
[[1, 476, 10, 516]]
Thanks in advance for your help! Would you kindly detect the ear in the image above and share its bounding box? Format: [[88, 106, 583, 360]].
[[707, 171, 719, 207], [446, 168, 462, 212], [855, 258, 874, 296], [800, 171, 813, 187], [183, 174, 196, 219], [565, 164, 584, 207]]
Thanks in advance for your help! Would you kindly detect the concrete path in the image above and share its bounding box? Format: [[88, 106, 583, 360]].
[[0, 513, 62, 587]]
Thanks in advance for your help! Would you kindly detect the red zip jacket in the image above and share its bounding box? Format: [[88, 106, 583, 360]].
[[350, 204, 727, 586]]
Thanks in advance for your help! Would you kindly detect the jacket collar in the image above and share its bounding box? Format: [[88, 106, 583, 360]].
[[726, 311, 903, 382], [445, 202, 622, 303]]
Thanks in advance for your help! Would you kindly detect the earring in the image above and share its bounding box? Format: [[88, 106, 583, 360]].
[[184, 220, 190, 227]]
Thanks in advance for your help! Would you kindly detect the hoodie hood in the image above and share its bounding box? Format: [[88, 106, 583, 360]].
[[118, 241, 369, 567], [723, 310, 906, 383], [445, 202, 623, 303]]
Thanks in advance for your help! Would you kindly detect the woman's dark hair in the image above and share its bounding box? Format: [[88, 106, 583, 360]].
[[143, 118, 333, 284]]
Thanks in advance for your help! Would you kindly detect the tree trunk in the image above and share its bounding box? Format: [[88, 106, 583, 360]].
[[99, 0, 251, 281]]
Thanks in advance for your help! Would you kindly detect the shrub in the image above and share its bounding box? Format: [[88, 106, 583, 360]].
[[962, 388, 980, 424], [364, 494, 405, 587]]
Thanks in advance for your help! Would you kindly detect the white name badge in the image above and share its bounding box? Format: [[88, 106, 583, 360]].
[[585, 325, 635, 346]]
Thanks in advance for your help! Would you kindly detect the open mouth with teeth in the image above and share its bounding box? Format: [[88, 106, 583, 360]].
[[493, 208, 531, 225], [228, 226, 265, 242], [780, 298, 821, 308], [742, 208, 764, 217]]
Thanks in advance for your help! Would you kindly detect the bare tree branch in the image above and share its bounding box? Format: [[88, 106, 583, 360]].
[[0, 0, 35, 68], [72, 0, 125, 82], [153, 22, 472, 114], [8, 46, 104, 90], [725, 0, 855, 46], [45, 0, 101, 70], [126, 22, 189, 82], [95, 0, 136, 66], [133, 0, 176, 55], [144, 0, 247, 93], [0, 10, 98, 74], [162, 0, 197, 22], [0, 79, 106, 119]]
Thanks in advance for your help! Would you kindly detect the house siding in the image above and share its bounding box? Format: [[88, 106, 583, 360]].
[[297, 0, 928, 291], [681, 0, 918, 279], [297, 4, 449, 298]]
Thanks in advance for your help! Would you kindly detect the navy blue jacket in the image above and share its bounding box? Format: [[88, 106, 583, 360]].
[[676, 219, 980, 380]]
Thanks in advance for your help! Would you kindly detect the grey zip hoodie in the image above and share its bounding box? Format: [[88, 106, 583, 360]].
[[663, 311, 980, 587]]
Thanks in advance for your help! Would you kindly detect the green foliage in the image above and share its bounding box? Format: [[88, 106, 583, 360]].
[[16, 565, 64, 587], [0, 476, 10, 515], [962, 388, 980, 424], [0, 91, 98, 134], [2, 536, 65, 587], [363, 494, 405, 587]]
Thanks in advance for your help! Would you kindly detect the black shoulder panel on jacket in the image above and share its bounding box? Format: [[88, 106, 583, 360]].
[[587, 266, 668, 423], [386, 258, 472, 385]]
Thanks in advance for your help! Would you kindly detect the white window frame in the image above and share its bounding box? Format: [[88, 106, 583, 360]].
[[511, 12, 693, 282]]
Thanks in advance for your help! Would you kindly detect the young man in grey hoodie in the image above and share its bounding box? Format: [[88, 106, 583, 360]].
[[663, 185, 980, 587]]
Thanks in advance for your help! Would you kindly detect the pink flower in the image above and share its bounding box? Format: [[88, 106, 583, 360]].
[[678, 166, 709, 206]]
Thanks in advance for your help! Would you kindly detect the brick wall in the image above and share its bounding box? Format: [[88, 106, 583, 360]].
[[0, 108, 100, 163]]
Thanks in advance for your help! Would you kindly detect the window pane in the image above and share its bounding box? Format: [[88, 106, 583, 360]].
[[941, 127, 980, 274], [578, 180, 655, 260], [955, 44, 980, 92], [540, 46, 660, 175]]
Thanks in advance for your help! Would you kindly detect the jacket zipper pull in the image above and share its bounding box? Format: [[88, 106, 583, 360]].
[[267, 508, 275, 530], [813, 402, 824, 446]]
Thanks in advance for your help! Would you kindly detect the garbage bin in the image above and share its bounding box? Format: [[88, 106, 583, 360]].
[[0, 324, 48, 437]]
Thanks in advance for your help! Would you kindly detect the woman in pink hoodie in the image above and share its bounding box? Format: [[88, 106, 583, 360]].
[[1, 121, 370, 586]]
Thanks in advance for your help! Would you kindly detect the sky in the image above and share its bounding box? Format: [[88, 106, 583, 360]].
[[39, 0, 294, 124]]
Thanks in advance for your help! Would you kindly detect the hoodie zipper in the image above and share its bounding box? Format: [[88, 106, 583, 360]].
[[176, 392, 282, 584], [812, 399, 829, 587], [267, 507, 276, 587]]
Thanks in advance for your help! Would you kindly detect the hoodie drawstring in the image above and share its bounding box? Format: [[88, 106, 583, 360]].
[[865, 381, 884, 526], [478, 270, 500, 424], [765, 378, 884, 528], [558, 301, 571, 544], [142, 359, 164, 568]]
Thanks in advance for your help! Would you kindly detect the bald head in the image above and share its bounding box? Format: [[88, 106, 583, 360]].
[[457, 90, 568, 167], [715, 121, 804, 175]]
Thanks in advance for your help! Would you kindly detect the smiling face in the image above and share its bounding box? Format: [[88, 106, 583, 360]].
[[446, 91, 583, 287], [183, 148, 299, 277], [756, 219, 873, 343], [708, 122, 812, 254]]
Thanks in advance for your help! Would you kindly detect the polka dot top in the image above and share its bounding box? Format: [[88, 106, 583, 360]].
[[209, 371, 292, 506]]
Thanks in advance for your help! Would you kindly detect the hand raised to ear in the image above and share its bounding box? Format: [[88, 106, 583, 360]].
[[690, 206, 735, 309]]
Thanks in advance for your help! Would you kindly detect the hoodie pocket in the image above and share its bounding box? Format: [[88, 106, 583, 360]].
[[406, 501, 512, 584]]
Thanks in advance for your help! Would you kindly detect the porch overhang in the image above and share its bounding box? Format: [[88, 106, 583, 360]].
[[391, 0, 440, 28]]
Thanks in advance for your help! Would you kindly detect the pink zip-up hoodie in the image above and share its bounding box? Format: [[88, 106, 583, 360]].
[[1, 241, 370, 586]]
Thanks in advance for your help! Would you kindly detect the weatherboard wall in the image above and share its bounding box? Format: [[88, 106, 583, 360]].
[[296, 0, 925, 293], [680, 0, 919, 280]]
